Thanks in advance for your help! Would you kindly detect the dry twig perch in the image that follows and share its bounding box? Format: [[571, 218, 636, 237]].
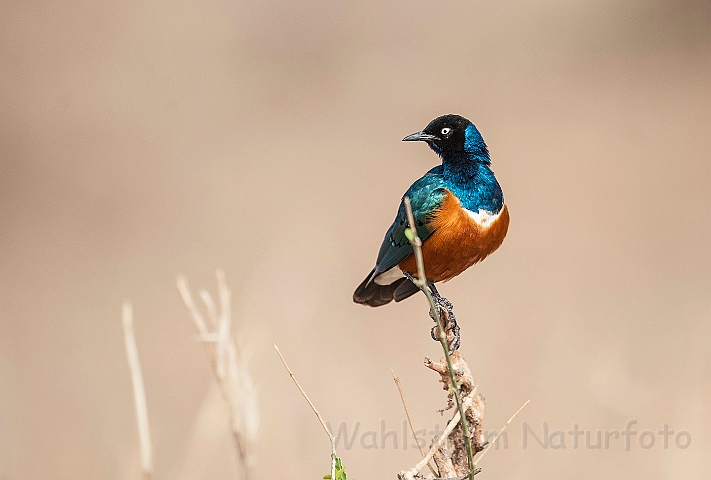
[[397, 197, 528, 480]]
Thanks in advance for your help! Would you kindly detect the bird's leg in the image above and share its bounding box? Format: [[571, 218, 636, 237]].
[[403, 273, 460, 353], [429, 282, 453, 310], [428, 282, 460, 354], [432, 308, 460, 354], [428, 282, 444, 341]]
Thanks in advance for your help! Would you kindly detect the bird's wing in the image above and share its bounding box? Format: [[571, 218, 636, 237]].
[[373, 167, 446, 275]]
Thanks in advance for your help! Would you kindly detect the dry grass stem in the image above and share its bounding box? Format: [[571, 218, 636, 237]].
[[475, 399, 530, 464], [122, 302, 153, 479], [177, 270, 259, 477], [391, 369, 438, 476], [273, 343, 338, 479]]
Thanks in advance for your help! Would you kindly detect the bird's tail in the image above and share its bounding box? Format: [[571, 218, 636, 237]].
[[353, 269, 420, 307]]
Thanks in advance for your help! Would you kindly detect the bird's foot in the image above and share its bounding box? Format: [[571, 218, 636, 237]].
[[429, 293, 460, 354], [431, 288, 453, 312], [430, 323, 460, 354], [448, 319, 461, 354]]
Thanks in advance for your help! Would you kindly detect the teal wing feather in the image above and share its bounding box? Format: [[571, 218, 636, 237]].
[[374, 166, 446, 275]]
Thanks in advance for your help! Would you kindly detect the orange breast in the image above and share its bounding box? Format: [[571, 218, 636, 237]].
[[399, 190, 510, 282]]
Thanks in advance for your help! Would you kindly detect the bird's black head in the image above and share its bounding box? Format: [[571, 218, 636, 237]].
[[403, 114, 488, 159]]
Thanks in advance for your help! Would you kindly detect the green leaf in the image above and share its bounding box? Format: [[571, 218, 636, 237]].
[[330, 455, 347, 480], [404, 228, 415, 241]]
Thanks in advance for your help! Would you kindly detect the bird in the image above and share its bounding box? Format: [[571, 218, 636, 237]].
[[353, 114, 509, 310]]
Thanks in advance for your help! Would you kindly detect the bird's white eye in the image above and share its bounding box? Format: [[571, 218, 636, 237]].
[[441, 127, 452, 137]]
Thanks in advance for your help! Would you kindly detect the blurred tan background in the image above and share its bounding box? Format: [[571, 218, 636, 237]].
[[1, 0, 710, 478]]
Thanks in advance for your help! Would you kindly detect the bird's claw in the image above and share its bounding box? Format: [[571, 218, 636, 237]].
[[430, 294, 460, 354], [448, 321, 461, 354]]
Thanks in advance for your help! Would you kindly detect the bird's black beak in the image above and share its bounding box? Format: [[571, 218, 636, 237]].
[[402, 131, 439, 142]]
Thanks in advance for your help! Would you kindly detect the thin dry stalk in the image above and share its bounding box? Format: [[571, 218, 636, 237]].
[[122, 302, 153, 479], [391, 369, 438, 476], [273, 344, 338, 480], [475, 399, 530, 464]]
